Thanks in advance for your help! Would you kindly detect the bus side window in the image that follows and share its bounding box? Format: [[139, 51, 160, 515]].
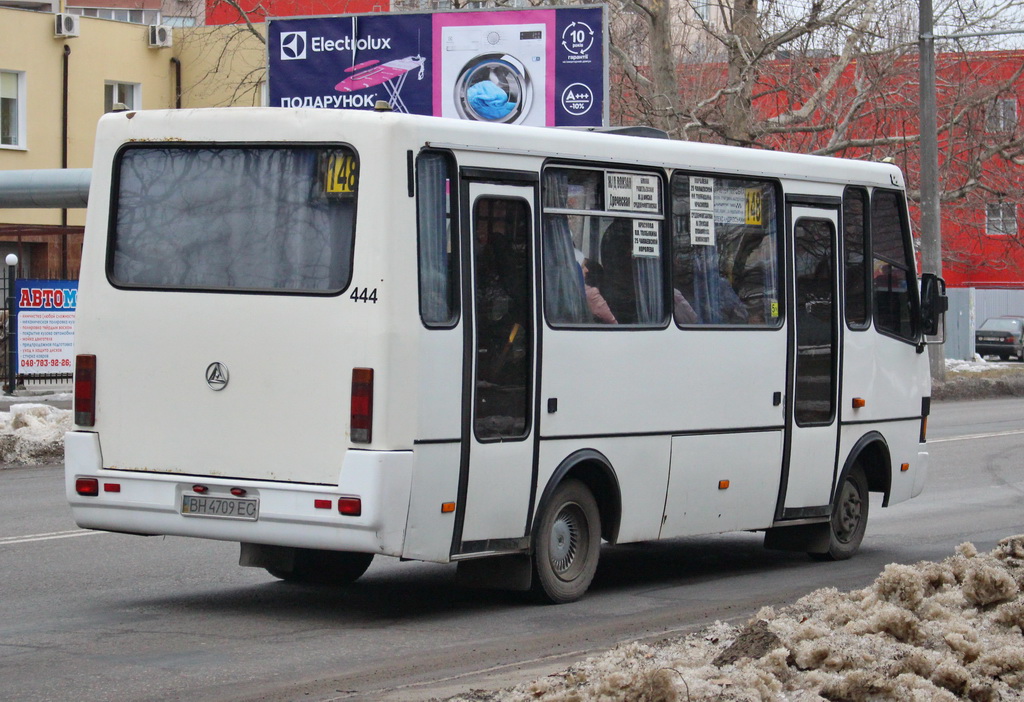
[[542, 166, 664, 327], [671, 173, 782, 327], [870, 190, 917, 340], [843, 187, 869, 329], [417, 152, 458, 326]]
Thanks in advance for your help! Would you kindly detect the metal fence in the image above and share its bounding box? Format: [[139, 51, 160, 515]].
[[0, 267, 75, 392], [945, 288, 1024, 360]]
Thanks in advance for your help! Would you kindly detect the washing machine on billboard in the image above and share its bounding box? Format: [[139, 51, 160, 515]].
[[440, 23, 546, 126]]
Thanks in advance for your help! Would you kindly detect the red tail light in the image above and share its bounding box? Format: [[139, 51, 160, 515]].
[[76, 477, 99, 496], [350, 368, 374, 444], [338, 497, 362, 516], [74, 355, 96, 427]]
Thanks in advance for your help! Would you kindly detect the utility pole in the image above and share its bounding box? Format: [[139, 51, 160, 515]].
[[918, 0, 945, 381]]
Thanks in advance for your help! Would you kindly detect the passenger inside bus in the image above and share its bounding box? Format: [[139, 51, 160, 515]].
[[580, 255, 617, 324], [599, 220, 639, 324]]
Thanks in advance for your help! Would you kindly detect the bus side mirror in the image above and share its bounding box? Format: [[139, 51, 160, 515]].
[[919, 273, 947, 339]]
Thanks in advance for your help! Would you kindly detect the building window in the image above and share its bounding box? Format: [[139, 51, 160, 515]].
[[162, 16, 196, 27], [67, 6, 161, 24], [1, 70, 24, 149], [986, 98, 1017, 133], [986, 203, 1017, 236], [105, 81, 140, 113]]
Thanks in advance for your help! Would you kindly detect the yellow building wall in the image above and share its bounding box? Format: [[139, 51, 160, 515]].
[[0, 10, 267, 276], [175, 24, 266, 109], [0, 7, 176, 227]]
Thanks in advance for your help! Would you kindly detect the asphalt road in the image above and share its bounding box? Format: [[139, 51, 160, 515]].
[[1, 397, 1022, 702]]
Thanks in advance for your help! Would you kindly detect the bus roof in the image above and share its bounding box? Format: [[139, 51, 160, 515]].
[[96, 107, 906, 191]]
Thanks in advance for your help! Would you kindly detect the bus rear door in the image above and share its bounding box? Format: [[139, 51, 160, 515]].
[[456, 179, 538, 553]]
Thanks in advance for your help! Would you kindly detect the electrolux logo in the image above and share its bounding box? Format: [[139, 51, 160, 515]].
[[280, 31, 307, 60]]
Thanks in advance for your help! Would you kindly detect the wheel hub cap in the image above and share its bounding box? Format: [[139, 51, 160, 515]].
[[550, 508, 580, 575], [835, 481, 862, 543]]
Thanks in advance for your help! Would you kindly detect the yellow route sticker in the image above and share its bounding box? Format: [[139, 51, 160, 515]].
[[745, 189, 763, 225], [323, 152, 358, 195]]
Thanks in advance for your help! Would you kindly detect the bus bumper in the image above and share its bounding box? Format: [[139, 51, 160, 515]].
[[64, 431, 413, 558], [912, 449, 928, 498]]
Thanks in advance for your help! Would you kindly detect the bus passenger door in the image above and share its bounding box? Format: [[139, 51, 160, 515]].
[[780, 206, 841, 518], [456, 182, 537, 552]]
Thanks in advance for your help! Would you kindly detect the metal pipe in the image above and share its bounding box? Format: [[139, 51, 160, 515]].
[[919, 0, 944, 380], [170, 57, 182, 109], [62, 44, 71, 278], [0, 169, 91, 208]]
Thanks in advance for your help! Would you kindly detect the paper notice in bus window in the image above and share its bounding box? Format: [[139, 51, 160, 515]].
[[321, 151, 358, 197], [606, 172, 661, 213], [631, 174, 660, 213], [716, 186, 746, 225], [689, 177, 715, 246], [632, 219, 660, 258]]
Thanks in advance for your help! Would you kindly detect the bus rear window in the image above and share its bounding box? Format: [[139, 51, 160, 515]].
[[109, 145, 357, 293]]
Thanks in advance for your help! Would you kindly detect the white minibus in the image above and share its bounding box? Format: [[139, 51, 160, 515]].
[[66, 107, 946, 603]]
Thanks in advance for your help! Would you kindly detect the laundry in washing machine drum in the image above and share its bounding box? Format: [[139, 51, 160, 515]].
[[456, 54, 531, 123], [466, 80, 517, 120]]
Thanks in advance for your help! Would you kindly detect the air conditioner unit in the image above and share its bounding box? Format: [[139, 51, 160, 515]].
[[54, 13, 80, 38], [148, 24, 172, 48]]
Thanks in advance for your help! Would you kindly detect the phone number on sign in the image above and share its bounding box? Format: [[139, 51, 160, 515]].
[[20, 359, 72, 368]]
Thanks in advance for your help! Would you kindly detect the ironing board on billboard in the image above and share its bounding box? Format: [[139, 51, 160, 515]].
[[335, 56, 426, 113]]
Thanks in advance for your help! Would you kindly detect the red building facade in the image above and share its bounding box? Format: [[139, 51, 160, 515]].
[[638, 50, 1024, 289], [759, 50, 1024, 289], [205, 0, 388, 25]]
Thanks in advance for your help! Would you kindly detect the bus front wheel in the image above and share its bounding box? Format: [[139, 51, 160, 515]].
[[532, 479, 601, 604], [267, 548, 374, 585], [812, 464, 869, 561]]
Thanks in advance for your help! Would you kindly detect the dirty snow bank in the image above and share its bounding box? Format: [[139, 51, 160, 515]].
[[935, 359, 1024, 401], [449, 537, 1024, 702], [0, 403, 71, 465]]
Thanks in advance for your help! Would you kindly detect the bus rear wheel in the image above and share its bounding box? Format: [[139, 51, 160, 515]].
[[812, 464, 869, 561], [532, 479, 601, 604], [267, 548, 374, 585]]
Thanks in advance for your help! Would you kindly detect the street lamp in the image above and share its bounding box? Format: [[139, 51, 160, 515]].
[[5, 253, 17, 395]]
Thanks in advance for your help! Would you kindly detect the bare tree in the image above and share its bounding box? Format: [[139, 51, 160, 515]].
[[171, 0, 268, 108], [607, 0, 1024, 287]]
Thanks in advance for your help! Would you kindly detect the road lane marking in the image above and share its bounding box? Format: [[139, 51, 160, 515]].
[[0, 529, 105, 546], [930, 429, 1024, 444]]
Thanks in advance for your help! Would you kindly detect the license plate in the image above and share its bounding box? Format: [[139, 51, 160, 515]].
[[181, 494, 259, 521]]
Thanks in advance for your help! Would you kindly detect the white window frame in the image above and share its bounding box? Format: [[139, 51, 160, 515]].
[[986, 98, 1017, 133], [105, 81, 141, 113], [163, 16, 196, 27], [0, 69, 26, 151], [986, 202, 1017, 237]]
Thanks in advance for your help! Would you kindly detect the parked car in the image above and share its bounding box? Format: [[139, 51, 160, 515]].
[[975, 316, 1024, 360]]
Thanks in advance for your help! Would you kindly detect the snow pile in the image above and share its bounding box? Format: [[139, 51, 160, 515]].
[[0, 403, 71, 465], [945, 358, 1017, 373], [457, 537, 1024, 702]]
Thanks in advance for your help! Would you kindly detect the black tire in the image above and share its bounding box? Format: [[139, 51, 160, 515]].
[[811, 464, 869, 561], [532, 479, 601, 604], [266, 548, 374, 585]]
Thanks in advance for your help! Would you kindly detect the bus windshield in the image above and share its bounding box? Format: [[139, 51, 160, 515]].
[[109, 145, 357, 294]]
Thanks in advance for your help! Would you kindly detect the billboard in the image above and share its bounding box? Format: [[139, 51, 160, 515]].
[[14, 280, 77, 376], [268, 6, 606, 127]]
